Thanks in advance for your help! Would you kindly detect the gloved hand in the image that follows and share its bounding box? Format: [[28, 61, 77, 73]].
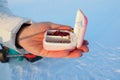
[[18, 22, 89, 58]]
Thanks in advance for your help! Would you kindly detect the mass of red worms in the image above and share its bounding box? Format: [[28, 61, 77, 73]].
[[47, 30, 70, 36]]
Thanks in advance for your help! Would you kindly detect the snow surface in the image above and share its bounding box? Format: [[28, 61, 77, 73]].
[[0, 0, 120, 80]]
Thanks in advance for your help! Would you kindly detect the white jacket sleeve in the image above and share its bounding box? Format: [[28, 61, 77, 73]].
[[0, 0, 32, 53]]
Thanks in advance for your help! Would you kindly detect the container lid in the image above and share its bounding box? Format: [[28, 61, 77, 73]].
[[74, 9, 88, 48]]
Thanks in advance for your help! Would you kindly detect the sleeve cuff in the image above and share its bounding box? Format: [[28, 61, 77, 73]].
[[15, 23, 31, 49]]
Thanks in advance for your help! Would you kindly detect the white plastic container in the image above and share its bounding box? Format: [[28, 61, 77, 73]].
[[43, 9, 88, 51]]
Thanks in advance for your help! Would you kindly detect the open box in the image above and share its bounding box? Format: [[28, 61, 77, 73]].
[[43, 30, 77, 50], [43, 9, 88, 51]]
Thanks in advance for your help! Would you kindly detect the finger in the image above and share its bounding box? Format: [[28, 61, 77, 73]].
[[78, 45, 89, 52], [31, 48, 70, 58], [66, 50, 83, 58], [43, 50, 69, 58], [83, 40, 89, 45], [51, 23, 72, 31], [76, 40, 89, 52]]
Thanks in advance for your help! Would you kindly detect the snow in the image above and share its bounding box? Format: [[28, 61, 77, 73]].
[[0, 0, 120, 80]]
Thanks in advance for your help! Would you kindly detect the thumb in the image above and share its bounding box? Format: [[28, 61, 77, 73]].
[[50, 23, 72, 31]]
